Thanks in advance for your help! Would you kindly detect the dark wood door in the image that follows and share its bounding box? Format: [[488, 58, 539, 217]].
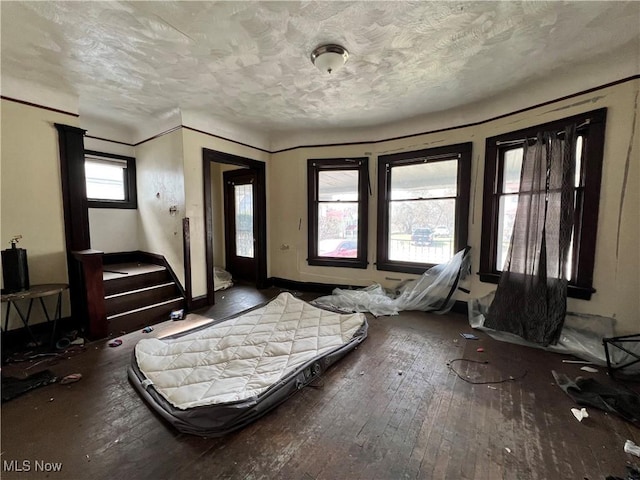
[[223, 169, 258, 283]]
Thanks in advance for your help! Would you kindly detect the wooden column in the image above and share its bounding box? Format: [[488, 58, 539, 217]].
[[72, 250, 107, 340], [55, 123, 90, 330]]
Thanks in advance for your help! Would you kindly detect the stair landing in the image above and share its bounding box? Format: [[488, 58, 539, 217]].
[[103, 262, 166, 281]]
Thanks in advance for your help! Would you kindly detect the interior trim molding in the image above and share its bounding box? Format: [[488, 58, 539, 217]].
[[85, 134, 134, 147], [149, 74, 640, 154], [1, 95, 79, 117], [5, 75, 637, 155], [269, 277, 361, 294], [134, 125, 182, 147], [182, 125, 271, 154], [190, 295, 209, 311], [270, 74, 640, 154], [203, 148, 269, 306]]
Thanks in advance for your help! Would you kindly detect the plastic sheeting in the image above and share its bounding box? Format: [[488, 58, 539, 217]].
[[312, 248, 471, 317], [469, 291, 640, 371], [214, 267, 233, 291]]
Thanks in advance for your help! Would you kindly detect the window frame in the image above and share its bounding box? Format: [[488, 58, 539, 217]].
[[307, 157, 369, 269], [479, 108, 607, 300], [376, 143, 472, 274], [85, 150, 137, 209]]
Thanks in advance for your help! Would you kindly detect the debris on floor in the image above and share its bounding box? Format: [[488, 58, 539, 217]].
[[477, 347, 485, 353], [552, 370, 640, 427], [625, 440, 640, 457], [1, 370, 58, 402], [142, 326, 154, 333], [170, 309, 185, 320], [59, 373, 82, 385], [108, 339, 122, 348], [460, 333, 479, 340], [571, 407, 589, 422], [55, 330, 86, 350], [580, 366, 599, 373], [606, 463, 640, 480]]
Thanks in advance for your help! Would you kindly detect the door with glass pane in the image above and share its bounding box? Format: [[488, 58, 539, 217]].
[[223, 169, 257, 283]]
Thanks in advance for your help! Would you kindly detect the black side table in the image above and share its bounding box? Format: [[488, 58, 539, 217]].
[[1, 283, 69, 348]]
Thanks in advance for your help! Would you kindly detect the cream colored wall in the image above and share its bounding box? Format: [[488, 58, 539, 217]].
[[0, 100, 75, 329], [135, 130, 186, 286], [88, 209, 140, 253], [181, 129, 269, 299], [269, 79, 640, 335], [84, 129, 140, 253]]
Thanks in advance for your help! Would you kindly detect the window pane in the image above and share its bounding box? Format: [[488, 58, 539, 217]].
[[318, 170, 358, 201], [85, 160, 126, 200], [234, 184, 254, 258], [318, 202, 358, 258], [390, 160, 458, 200], [502, 148, 523, 194], [388, 199, 455, 264], [575, 135, 583, 187], [497, 194, 519, 270]]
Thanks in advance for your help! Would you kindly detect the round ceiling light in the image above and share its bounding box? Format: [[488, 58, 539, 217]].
[[310, 44, 349, 74]]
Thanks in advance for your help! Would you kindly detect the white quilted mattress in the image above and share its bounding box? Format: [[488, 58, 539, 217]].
[[134, 292, 366, 410]]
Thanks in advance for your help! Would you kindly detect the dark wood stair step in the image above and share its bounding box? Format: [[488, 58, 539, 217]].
[[107, 298, 184, 336], [105, 282, 179, 316], [103, 263, 171, 296]]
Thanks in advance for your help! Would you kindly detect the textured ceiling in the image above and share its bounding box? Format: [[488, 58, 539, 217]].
[[1, 1, 639, 139]]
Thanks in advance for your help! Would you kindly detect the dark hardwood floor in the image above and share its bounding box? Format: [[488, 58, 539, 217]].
[[1, 284, 638, 479]]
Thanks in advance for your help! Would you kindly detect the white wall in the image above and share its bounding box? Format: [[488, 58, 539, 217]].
[[135, 130, 186, 286], [88, 209, 140, 253], [82, 118, 140, 253], [181, 128, 269, 299], [0, 99, 75, 329], [268, 79, 640, 335]]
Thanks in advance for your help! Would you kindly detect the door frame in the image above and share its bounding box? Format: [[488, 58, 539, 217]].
[[223, 168, 258, 282], [202, 148, 267, 305]]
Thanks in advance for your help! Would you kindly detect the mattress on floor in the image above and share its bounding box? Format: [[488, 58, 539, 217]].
[[128, 291, 368, 436]]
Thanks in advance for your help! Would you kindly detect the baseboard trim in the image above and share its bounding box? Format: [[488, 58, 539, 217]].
[[450, 300, 469, 316], [268, 277, 356, 294], [189, 295, 209, 311]]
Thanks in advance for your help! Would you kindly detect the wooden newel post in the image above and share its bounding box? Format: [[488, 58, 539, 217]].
[[72, 249, 107, 340]]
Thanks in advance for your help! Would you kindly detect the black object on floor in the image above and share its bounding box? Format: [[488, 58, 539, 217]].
[[1, 369, 57, 402], [552, 370, 640, 426]]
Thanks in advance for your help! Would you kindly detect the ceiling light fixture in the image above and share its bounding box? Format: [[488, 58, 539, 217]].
[[310, 44, 349, 74]]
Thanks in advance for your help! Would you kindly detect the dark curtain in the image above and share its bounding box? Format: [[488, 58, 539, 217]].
[[485, 125, 576, 346]]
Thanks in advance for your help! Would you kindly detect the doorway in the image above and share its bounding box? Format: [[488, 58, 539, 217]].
[[202, 148, 267, 305], [223, 169, 258, 282]]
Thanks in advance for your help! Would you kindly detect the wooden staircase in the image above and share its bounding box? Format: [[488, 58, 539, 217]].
[[72, 250, 187, 339], [103, 262, 184, 336]]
